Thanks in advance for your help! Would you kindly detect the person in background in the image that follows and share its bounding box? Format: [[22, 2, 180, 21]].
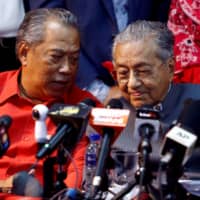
[[168, 0, 200, 83], [0, 0, 64, 72], [107, 20, 200, 199], [63, 0, 172, 104], [0, 8, 101, 198]]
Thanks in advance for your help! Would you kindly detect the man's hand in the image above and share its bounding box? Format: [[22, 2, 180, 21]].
[[0, 175, 14, 192]]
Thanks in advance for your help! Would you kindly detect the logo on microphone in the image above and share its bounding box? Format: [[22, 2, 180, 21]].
[[166, 126, 197, 147], [90, 108, 130, 127], [50, 106, 79, 116]]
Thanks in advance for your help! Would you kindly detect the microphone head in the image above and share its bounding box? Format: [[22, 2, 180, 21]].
[[160, 99, 199, 166], [178, 99, 200, 137], [0, 115, 12, 128], [79, 98, 96, 107], [134, 107, 160, 145], [12, 171, 43, 197], [64, 188, 83, 200], [90, 98, 129, 140], [106, 98, 123, 109], [0, 115, 12, 157], [48, 99, 94, 123]]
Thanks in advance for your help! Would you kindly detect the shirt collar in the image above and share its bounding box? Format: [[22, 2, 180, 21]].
[[152, 83, 172, 112], [0, 69, 83, 106]]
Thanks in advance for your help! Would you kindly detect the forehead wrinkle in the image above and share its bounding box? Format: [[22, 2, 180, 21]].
[[116, 39, 160, 67]]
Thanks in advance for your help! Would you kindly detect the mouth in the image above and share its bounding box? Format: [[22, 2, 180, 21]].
[[129, 90, 144, 98], [51, 80, 70, 88]]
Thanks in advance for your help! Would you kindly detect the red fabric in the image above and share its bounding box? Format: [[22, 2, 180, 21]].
[[168, 0, 200, 83], [102, 61, 117, 81], [132, 192, 152, 200], [0, 193, 41, 200], [0, 69, 102, 193]]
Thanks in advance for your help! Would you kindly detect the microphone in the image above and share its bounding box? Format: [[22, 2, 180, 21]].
[[63, 188, 84, 200], [136, 107, 160, 153], [36, 98, 96, 159], [91, 99, 130, 196], [0, 115, 12, 157], [135, 107, 161, 147], [32, 104, 49, 149], [12, 171, 43, 197], [160, 99, 200, 166]]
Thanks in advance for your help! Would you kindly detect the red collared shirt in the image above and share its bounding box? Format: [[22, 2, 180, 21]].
[[0, 69, 101, 189]]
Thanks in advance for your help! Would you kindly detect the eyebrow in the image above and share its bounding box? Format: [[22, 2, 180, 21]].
[[116, 61, 151, 69], [48, 48, 80, 54], [133, 62, 151, 68]]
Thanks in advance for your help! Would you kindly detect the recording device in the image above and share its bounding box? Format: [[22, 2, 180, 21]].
[[90, 99, 130, 196], [160, 100, 200, 166], [36, 98, 96, 159], [32, 104, 49, 147], [0, 115, 12, 157]]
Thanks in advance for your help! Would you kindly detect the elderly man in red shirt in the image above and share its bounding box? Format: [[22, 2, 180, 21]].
[[0, 8, 101, 199]]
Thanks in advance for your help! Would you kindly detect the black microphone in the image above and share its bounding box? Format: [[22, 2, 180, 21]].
[[0, 115, 12, 157], [36, 98, 96, 159], [12, 171, 43, 197], [91, 99, 126, 196], [135, 107, 161, 148], [136, 108, 160, 153], [160, 99, 200, 166]]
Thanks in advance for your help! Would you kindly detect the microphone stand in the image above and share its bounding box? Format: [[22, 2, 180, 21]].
[[136, 123, 156, 200], [108, 125, 155, 200], [43, 156, 56, 198], [43, 145, 67, 198], [111, 179, 137, 200], [163, 164, 186, 200], [54, 144, 67, 193]]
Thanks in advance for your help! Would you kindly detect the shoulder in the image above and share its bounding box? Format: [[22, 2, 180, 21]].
[[174, 83, 200, 97], [0, 70, 18, 88], [0, 70, 19, 102]]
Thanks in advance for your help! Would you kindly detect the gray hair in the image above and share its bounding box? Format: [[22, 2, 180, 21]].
[[112, 20, 174, 62], [16, 8, 79, 55]]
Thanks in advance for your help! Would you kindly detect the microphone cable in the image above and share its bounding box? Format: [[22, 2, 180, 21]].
[[49, 146, 79, 200]]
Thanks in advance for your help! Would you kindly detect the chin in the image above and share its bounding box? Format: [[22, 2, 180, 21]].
[[130, 100, 146, 109], [46, 91, 65, 100]]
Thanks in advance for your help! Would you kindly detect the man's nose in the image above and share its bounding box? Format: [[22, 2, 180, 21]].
[[128, 71, 142, 88], [59, 59, 72, 73]]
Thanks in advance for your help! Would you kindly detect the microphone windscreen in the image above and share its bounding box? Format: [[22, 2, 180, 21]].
[[0, 115, 12, 128], [64, 188, 83, 200], [80, 98, 96, 107], [106, 98, 123, 109], [12, 171, 43, 197], [178, 99, 200, 136]]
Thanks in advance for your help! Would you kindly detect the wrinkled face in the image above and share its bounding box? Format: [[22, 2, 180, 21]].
[[19, 20, 80, 101], [113, 39, 174, 108]]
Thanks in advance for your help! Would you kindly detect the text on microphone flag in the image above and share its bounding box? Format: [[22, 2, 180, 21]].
[[90, 108, 130, 127]]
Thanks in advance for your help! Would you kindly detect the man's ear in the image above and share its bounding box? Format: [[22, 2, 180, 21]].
[[17, 42, 29, 67], [166, 57, 175, 81]]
